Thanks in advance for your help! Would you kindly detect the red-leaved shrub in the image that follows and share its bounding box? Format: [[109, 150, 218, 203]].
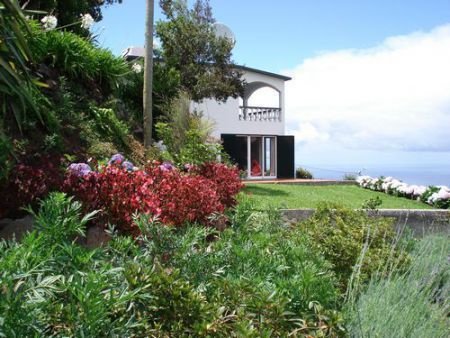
[[0, 156, 64, 218], [145, 163, 224, 226], [195, 162, 243, 207], [63, 161, 241, 233], [63, 165, 161, 234]]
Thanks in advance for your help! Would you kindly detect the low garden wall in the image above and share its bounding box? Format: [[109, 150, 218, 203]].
[[281, 208, 450, 235], [2, 208, 448, 243]]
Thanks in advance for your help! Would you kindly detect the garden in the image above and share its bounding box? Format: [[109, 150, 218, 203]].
[[244, 183, 434, 210], [0, 1, 449, 337]]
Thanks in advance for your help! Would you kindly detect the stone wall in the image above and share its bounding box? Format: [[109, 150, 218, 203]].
[[281, 208, 450, 236], [0, 216, 110, 247]]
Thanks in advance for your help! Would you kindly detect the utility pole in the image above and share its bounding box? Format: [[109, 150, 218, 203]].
[[143, 0, 154, 148]]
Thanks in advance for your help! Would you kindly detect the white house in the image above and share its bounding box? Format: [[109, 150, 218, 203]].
[[123, 47, 295, 179]]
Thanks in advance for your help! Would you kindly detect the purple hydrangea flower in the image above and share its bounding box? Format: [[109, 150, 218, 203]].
[[68, 163, 92, 177], [159, 161, 173, 171], [108, 153, 125, 165], [122, 161, 134, 171]]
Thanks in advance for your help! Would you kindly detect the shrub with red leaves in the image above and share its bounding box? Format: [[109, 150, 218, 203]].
[[145, 163, 224, 226], [63, 161, 236, 233], [63, 165, 161, 234], [0, 157, 64, 218], [195, 162, 243, 208]]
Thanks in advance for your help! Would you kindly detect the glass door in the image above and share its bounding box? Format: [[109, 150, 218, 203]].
[[250, 136, 262, 177], [264, 137, 276, 177], [248, 136, 276, 178]]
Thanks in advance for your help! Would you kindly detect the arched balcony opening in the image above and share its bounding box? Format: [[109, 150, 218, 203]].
[[239, 82, 282, 121]]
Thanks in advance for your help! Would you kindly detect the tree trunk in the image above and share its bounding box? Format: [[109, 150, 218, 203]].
[[143, 0, 154, 148]]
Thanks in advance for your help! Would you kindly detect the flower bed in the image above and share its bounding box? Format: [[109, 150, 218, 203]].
[[356, 176, 450, 209], [63, 155, 243, 233]]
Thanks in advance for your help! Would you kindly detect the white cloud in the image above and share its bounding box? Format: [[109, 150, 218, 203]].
[[283, 23, 450, 152]]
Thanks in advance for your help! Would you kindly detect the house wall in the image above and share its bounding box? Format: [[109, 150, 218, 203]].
[[192, 70, 287, 138]]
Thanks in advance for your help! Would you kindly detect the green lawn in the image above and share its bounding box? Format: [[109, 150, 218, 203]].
[[243, 183, 433, 209]]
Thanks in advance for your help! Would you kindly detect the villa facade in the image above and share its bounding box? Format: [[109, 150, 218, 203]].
[[124, 47, 295, 179], [193, 65, 294, 179]]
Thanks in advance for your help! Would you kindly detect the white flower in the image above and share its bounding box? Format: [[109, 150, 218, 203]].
[[153, 140, 167, 152], [397, 184, 414, 195], [427, 192, 439, 204], [390, 180, 402, 190], [356, 175, 371, 184], [437, 188, 450, 200], [132, 63, 143, 74], [41, 15, 58, 31], [80, 13, 94, 30], [437, 185, 450, 192], [413, 185, 427, 196]]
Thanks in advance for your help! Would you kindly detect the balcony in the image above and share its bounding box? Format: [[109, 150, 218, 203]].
[[239, 106, 282, 122]]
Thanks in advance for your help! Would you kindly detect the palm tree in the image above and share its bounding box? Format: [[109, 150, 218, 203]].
[[143, 0, 154, 148]]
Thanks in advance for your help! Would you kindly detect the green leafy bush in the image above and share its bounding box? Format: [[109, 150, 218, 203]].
[[300, 203, 409, 287], [296, 167, 313, 179], [156, 118, 224, 166], [135, 207, 345, 336], [0, 0, 43, 132], [86, 141, 119, 160], [0, 132, 13, 182], [89, 107, 129, 149], [0, 193, 346, 337], [28, 24, 128, 97]]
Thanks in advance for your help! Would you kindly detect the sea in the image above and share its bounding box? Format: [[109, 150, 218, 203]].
[[299, 163, 450, 187]]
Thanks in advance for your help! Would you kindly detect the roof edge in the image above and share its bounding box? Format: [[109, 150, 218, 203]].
[[234, 65, 292, 81]]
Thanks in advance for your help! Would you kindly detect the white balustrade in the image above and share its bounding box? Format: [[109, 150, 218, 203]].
[[238, 106, 282, 121]]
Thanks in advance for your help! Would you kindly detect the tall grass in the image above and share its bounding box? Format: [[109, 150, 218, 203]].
[[346, 234, 449, 337]]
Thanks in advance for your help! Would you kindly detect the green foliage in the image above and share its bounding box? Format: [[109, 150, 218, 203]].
[[0, 0, 43, 132], [346, 235, 449, 337], [20, 0, 123, 35], [1, 12, 134, 166], [26, 192, 97, 243], [361, 196, 383, 210], [155, 94, 225, 165], [88, 107, 129, 149], [0, 193, 346, 337], [133, 209, 344, 336], [0, 130, 13, 181], [157, 0, 244, 102], [86, 141, 118, 160], [28, 24, 129, 97], [115, 61, 181, 133], [300, 203, 409, 287], [296, 166, 314, 179], [42, 132, 63, 152]]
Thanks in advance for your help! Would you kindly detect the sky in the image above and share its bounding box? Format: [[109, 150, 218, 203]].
[[94, 0, 450, 180]]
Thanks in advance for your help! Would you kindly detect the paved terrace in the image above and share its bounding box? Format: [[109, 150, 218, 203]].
[[243, 179, 357, 186]]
